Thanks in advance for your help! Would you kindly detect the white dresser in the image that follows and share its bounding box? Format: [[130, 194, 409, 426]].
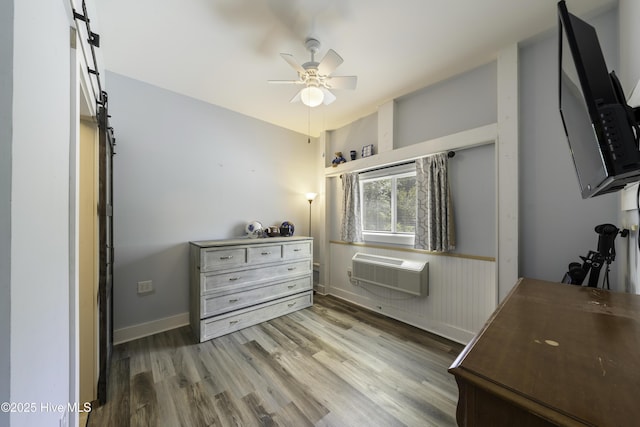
[[189, 236, 313, 342]]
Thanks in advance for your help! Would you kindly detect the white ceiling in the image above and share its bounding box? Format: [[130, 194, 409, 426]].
[[94, 0, 615, 136]]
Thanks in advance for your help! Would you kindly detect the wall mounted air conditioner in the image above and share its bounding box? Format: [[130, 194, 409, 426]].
[[351, 253, 428, 296]]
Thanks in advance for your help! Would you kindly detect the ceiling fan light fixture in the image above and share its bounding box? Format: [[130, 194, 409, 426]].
[[270, 38, 356, 107], [300, 86, 324, 107]]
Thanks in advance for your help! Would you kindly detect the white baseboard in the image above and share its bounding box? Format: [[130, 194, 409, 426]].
[[328, 287, 473, 345], [113, 312, 190, 345], [314, 283, 327, 294]]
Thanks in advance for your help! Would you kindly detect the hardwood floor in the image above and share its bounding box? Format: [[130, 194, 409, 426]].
[[87, 294, 464, 427]]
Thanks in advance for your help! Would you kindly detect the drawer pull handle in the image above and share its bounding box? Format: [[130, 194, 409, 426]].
[[229, 320, 239, 325], [287, 302, 297, 307], [219, 255, 233, 260], [229, 298, 239, 303], [229, 277, 241, 281], [287, 284, 297, 289], [294, 249, 302, 252], [261, 251, 271, 255], [288, 267, 296, 271]]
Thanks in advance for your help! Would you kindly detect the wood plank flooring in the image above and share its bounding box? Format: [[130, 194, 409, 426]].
[[87, 294, 464, 427]]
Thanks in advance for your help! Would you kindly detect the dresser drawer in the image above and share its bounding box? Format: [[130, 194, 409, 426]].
[[201, 276, 312, 318], [200, 259, 312, 295], [200, 247, 247, 271], [247, 244, 282, 264], [200, 291, 313, 341], [283, 241, 312, 259]]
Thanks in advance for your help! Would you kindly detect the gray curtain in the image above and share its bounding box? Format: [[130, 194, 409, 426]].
[[340, 172, 363, 242], [415, 153, 455, 252]]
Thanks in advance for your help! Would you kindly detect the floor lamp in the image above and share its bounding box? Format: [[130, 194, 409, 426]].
[[306, 192, 317, 237]]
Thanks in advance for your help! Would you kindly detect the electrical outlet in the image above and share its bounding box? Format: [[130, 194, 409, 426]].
[[347, 268, 352, 278], [137, 280, 153, 294]]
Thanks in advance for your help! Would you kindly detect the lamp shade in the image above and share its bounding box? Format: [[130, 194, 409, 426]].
[[305, 192, 318, 202], [300, 86, 324, 107]]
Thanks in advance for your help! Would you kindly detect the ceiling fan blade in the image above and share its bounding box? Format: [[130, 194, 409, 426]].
[[320, 87, 336, 105], [317, 49, 343, 76], [268, 80, 304, 85], [325, 75, 357, 90], [289, 88, 303, 104], [280, 53, 306, 75]]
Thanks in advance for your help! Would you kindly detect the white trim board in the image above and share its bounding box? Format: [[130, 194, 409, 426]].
[[324, 123, 497, 177], [496, 44, 519, 302], [113, 312, 190, 345]]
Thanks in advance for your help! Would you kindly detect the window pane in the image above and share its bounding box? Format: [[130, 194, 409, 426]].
[[396, 176, 416, 233], [362, 179, 391, 231]]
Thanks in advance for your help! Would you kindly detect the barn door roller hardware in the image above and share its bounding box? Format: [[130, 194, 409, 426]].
[[72, 9, 100, 47]]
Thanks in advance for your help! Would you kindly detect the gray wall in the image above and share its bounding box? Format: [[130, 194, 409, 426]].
[[326, 63, 497, 258], [0, 0, 13, 423], [394, 62, 497, 257], [327, 112, 377, 166], [519, 8, 620, 285], [107, 72, 320, 330], [620, 0, 640, 96], [395, 61, 497, 147], [449, 144, 495, 257]]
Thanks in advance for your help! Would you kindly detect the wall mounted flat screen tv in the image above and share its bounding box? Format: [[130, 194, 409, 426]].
[[558, 0, 640, 198]]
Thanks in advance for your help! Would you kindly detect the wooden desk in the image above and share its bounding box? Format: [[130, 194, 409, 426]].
[[448, 278, 640, 426]]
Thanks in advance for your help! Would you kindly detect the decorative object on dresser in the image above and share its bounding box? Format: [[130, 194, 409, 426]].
[[189, 236, 313, 342], [245, 220, 264, 238], [448, 277, 640, 427], [279, 221, 295, 237]]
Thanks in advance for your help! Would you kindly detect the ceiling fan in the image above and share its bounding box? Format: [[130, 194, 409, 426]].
[[269, 38, 357, 107]]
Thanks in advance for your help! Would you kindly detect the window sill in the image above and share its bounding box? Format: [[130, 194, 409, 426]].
[[362, 232, 415, 247]]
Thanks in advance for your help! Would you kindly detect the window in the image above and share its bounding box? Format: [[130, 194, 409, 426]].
[[360, 163, 416, 244]]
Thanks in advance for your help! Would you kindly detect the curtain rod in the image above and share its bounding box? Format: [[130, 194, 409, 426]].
[[339, 150, 456, 178]]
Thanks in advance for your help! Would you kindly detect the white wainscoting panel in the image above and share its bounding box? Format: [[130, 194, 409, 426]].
[[329, 243, 496, 344]]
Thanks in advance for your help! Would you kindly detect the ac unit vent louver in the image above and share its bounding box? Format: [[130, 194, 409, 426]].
[[351, 253, 428, 296]]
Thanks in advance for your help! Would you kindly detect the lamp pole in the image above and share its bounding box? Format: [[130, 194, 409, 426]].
[[305, 193, 317, 237]]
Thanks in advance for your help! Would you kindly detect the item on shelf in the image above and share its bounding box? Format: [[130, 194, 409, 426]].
[[245, 220, 264, 238], [332, 152, 347, 167], [361, 144, 374, 158], [265, 226, 280, 237], [280, 221, 295, 236], [350, 150, 357, 160]]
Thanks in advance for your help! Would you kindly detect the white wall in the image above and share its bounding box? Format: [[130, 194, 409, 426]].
[[106, 72, 320, 331], [9, 0, 75, 425], [0, 1, 13, 425], [329, 244, 496, 344], [619, 0, 640, 295]]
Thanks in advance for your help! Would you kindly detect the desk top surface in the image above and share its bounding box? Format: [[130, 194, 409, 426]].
[[449, 278, 640, 426], [190, 236, 312, 248]]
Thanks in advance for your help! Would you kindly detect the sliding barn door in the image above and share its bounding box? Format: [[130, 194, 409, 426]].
[[96, 94, 115, 405]]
